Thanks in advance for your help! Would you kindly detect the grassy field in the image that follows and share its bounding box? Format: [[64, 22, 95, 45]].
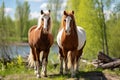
[[0, 53, 120, 80]]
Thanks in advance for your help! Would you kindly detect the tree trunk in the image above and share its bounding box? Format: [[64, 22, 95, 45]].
[[98, 51, 113, 63], [98, 59, 120, 69]]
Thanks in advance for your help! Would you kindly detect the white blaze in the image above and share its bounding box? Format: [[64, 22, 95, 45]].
[[43, 16, 49, 30], [65, 16, 71, 34]]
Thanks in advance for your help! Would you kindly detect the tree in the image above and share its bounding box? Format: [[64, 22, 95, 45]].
[[0, 1, 13, 67], [96, 0, 109, 55], [15, 0, 23, 40], [23, 1, 30, 38], [15, 1, 30, 41], [106, 2, 120, 58]]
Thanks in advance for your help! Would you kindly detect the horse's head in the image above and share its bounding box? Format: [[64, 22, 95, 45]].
[[37, 10, 51, 33], [61, 10, 76, 35]]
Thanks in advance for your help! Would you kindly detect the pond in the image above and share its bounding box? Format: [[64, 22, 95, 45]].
[[0, 43, 59, 59]]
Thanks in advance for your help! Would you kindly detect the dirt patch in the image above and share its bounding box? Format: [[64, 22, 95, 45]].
[[105, 73, 120, 80]]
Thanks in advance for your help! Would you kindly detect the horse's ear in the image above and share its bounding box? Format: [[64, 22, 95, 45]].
[[48, 10, 51, 13], [41, 10, 44, 15], [63, 11, 67, 15], [71, 10, 74, 15]]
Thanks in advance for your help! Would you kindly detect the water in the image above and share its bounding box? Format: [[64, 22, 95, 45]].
[[0, 43, 59, 58]]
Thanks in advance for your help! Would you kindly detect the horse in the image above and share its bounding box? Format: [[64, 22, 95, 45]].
[[57, 10, 86, 77], [28, 10, 53, 78]]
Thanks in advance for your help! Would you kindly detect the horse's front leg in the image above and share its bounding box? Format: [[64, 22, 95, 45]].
[[70, 50, 77, 78], [35, 49, 41, 78], [75, 49, 83, 73], [59, 47, 63, 74], [41, 49, 49, 77], [63, 50, 68, 74], [29, 47, 38, 75]]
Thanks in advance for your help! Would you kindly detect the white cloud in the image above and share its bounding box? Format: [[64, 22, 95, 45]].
[[40, 3, 47, 10], [30, 11, 40, 19], [4, 7, 13, 15]]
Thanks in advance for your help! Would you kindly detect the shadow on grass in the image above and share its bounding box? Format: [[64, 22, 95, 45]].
[[48, 71, 107, 80]]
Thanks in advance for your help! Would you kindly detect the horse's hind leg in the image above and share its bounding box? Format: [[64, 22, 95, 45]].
[[41, 49, 49, 77], [59, 47, 64, 74]]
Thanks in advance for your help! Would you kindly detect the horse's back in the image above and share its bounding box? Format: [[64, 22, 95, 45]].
[[28, 25, 37, 33], [77, 26, 86, 50], [28, 25, 37, 46]]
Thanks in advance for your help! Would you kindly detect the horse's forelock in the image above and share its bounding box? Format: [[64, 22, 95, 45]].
[[37, 10, 51, 32], [60, 11, 77, 34]]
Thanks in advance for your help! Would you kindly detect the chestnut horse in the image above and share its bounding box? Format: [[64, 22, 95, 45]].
[[57, 11, 86, 77], [28, 10, 53, 78]]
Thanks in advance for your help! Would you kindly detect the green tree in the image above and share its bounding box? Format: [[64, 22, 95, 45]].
[[15, 1, 30, 41], [0, 1, 13, 67], [0, 1, 6, 40], [23, 1, 30, 38], [15, 0, 23, 40], [5, 16, 15, 38], [106, 2, 120, 58]]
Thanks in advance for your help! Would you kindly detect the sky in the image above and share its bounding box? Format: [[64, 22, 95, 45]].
[[0, 0, 62, 20], [0, 0, 120, 20]]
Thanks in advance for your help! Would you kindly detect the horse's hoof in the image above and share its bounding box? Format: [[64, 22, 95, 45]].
[[34, 71, 37, 75], [41, 72, 47, 77], [36, 74, 40, 78], [42, 75, 48, 77]]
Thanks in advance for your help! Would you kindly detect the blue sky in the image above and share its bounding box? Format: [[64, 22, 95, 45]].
[[0, 0, 51, 19], [0, 0, 120, 20]]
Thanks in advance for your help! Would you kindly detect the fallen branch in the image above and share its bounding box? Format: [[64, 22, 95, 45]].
[[98, 59, 120, 69]]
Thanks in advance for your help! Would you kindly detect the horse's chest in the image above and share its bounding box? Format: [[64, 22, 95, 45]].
[[39, 35, 50, 45], [62, 35, 78, 50], [34, 34, 50, 49]]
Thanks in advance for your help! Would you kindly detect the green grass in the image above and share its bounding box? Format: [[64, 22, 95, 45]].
[[0, 53, 120, 80]]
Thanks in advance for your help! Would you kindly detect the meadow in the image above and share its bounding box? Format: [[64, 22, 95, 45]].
[[0, 51, 120, 80]]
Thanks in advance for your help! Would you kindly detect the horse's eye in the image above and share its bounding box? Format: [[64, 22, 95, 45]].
[[64, 19, 66, 22], [42, 18, 44, 21]]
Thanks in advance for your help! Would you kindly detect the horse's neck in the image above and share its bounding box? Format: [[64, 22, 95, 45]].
[[70, 25, 77, 35]]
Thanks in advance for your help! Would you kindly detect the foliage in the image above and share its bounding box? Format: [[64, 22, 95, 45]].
[[106, 13, 120, 57], [15, 1, 30, 41]]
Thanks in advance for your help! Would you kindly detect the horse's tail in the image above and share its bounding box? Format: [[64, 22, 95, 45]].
[[27, 48, 34, 67], [67, 51, 72, 69]]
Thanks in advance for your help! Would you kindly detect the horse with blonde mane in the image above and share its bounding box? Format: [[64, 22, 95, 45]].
[[28, 10, 53, 78], [57, 11, 86, 77]]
